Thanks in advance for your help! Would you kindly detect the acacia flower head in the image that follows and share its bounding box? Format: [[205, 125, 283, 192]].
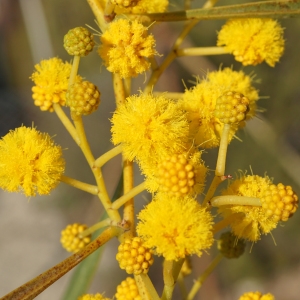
[[238, 291, 275, 300], [179, 68, 259, 148], [60, 223, 91, 253], [111, 93, 189, 165], [137, 193, 214, 261], [100, 0, 168, 14], [115, 277, 141, 300], [217, 18, 284, 67], [218, 174, 278, 242], [143, 148, 207, 197], [0, 126, 65, 197], [98, 19, 158, 78], [30, 57, 82, 112], [116, 237, 154, 275]]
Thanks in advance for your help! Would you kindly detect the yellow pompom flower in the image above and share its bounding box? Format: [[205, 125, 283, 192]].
[[218, 175, 278, 242], [116, 237, 154, 275], [100, 0, 168, 14], [0, 126, 65, 197], [98, 19, 158, 78], [238, 291, 275, 300], [30, 57, 82, 112], [115, 277, 141, 300], [179, 68, 259, 148], [60, 223, 91, 253], [78, 293, 111, 300], [261, 183, 298, 222], [217, 18, 284, 67], [111, 93, 189, 166], [137, 193, 214, 261], [143, 148, 207, 197]]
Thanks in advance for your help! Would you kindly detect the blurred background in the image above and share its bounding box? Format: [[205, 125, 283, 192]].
[[1, 0, 300, 299]]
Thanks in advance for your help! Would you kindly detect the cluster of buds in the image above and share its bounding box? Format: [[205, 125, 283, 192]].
[[116, 237, 154, 275]]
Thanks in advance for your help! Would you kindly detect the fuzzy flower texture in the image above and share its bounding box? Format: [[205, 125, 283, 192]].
[[0, 126, 65, 197], [218, 174, 298, 242], [99, 19, 158, 78], [30, 57, 82, 112], [179, 68, 259, 148], [137, 193, 214, 261], [217, 18, 284, 67], [111, 93, 189, 168]]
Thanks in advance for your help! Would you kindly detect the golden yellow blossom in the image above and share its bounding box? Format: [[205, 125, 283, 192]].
[[111, 93, 189, 165], [78, 293, 111, 300], [115, 277, 141, 300], [218, 175, 278, 242], [238, 291, 275, 300], [261, 183, 298, 222], [60, 223, 91, 253], [0, 126, 65, 197], [30, 57, 82, 112], [116, 237, 154, 275], [137, 193, 214, 261], [143, 148, 207, 197], [179, 68, 259, 148], [99, 19, 158, 78], [217, 18, 284, 67]]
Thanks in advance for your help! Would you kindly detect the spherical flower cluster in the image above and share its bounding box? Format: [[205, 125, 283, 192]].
[[214, 91, 250, 124], [179, 68, 259, 148], [30, 57, 81, 112], [60, 223, 91, 253], [100, 0, 168, 14], [217, 231, 245, 259], [115, 277, 141, 300], [99, 19, 158, 78], [111, 93, 189, 167], [218, 174, 278, 242], [0, 126, 65, 197], [217, 18, 284, 67], [137, 193, 214, 261], [144, 149, 207, 197], [116, 237, 154, 275], [78, 293, 111, 300], [64, 27, 95, 56], [261, 183, 298, 222], [66, 80, 101, 116], [238, 291, 275, 300]]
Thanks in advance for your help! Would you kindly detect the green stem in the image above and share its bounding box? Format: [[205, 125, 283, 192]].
[[186, 254, 223, 300], [60, 175, 98, 195], [176, 46, 229, 57], [1, 227, 117, 300], [211, 195, 262, 207], [72, 114, 121, 222], [86, 0, 107, 32], [69, 55, 80, 87], [112, 182, 146, 209], [128, 0, 300, 23], [143, 0, 219, 93], [93, 145, 123, 168], [215, 123, 231, 176], [202, 175, 222, 206], [134, 274, 160, 300], [161, 259, 185, 300], [53, 103, 80, 145]]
